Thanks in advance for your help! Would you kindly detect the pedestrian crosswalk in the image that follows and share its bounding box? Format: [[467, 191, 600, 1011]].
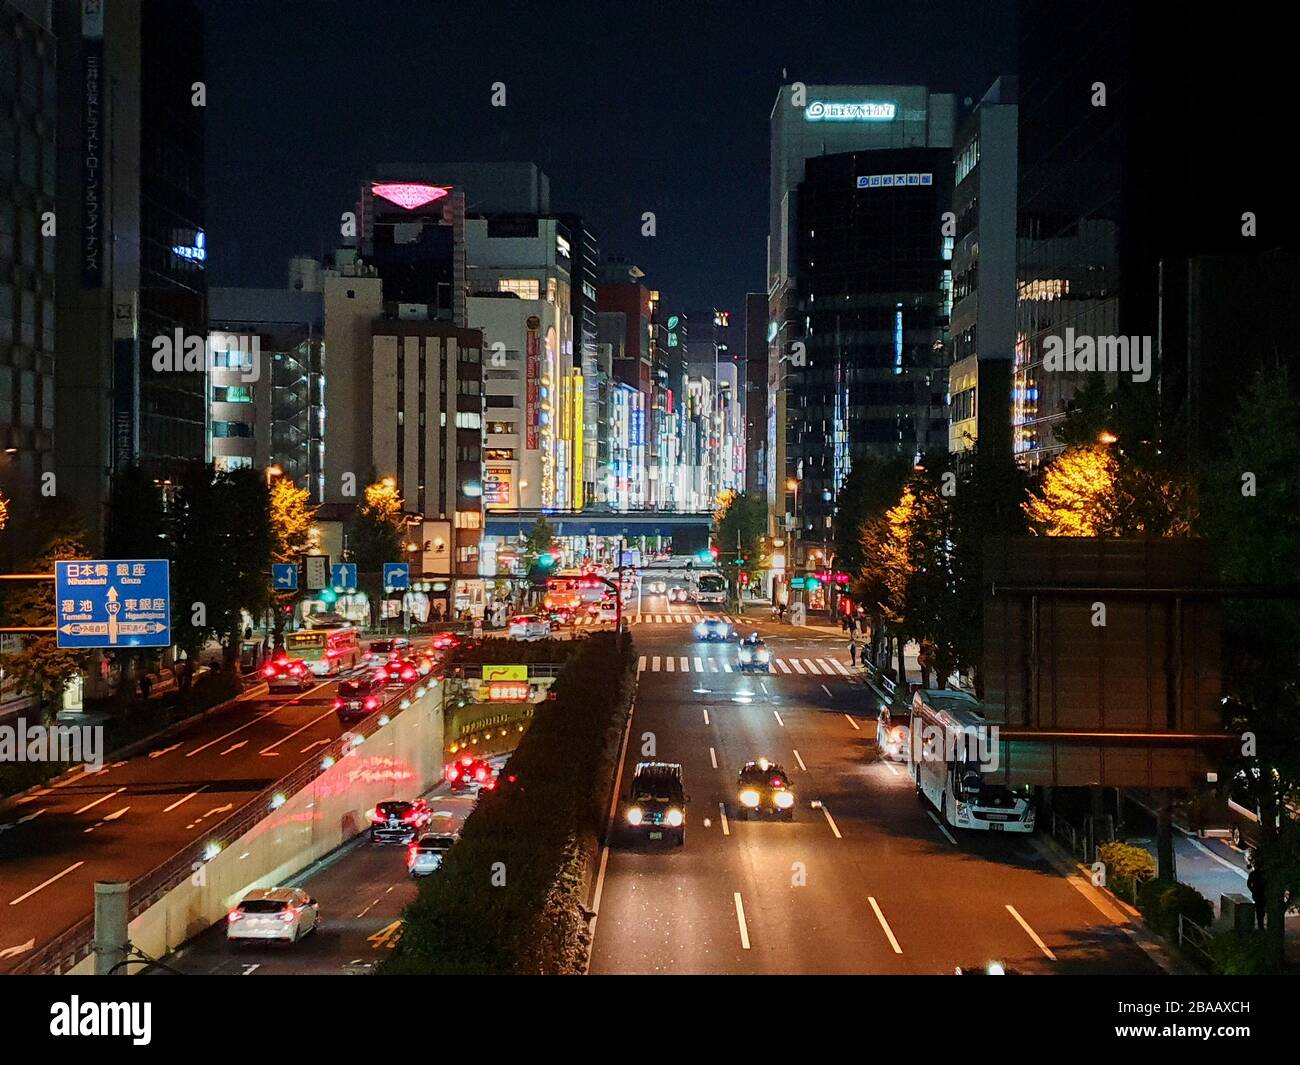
[[637, 654, 855, 677], [632, 614, 736, 625]]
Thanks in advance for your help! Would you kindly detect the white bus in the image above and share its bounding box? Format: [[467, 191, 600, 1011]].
[[908, 688, 1035, 833], [694, 572, 727, 606]]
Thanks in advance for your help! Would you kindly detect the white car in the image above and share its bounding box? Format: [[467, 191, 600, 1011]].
[[226, 887, 319, 944], [508, 614, 551, 640], [876, 706, 909, 763], [407, 832, 459, 877], [667, 587, 688, 604], [647, 579, 667, 595]]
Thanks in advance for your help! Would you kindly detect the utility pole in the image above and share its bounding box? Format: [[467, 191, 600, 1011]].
[[614, 536, 626, 634]]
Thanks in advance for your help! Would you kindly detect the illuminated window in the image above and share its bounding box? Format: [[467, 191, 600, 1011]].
[[455, 511, 482, 529], [497, 278, 540, 300], [455, 412, 482, 430]]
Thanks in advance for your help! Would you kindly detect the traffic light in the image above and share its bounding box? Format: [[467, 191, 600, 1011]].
[[537, 553, 556, 568], [739, 572, 750, 586], [320, 588, 337, 605]]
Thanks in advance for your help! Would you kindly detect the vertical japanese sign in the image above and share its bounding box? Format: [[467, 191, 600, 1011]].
[[525, 317, 540, 450], [81, 0, 105, 287]]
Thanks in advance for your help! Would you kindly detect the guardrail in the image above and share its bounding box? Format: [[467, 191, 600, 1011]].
[[10, 671, 440, 975], [1177, 912, 1214, 968]]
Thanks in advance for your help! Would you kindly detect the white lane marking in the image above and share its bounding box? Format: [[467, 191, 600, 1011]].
[[637, 655, 647, 673], [86, 806, 130, 833], [760, 681, 769, 695], [709, 746, 718, 769], [816, 659, 836, 676], [843, 714, 860, 731], [790, 659, 807, 674], [775, 659, 792, 674], [773, 710, 785, 727], [301, 738, 330, 753], [679, 657, 689, 672], [821, 684, 833, 698], [718, 662, 728, 673], [868, 896, 902, 954], [74, 787, 125, 815], [9, 862, 85, 906], [665, 656, 675, 672], [0, 938, 34, 959], [703, 708, 710, 726], [219, 740, 247, 756], [694, 657, 705, 673], [832, 660, 851, 676], [187, 705, 284, 757], [792, 749, 807, 772], [927, 810, 958, 845], [148, 743, 181, 759], [820, 804, 842, 839], [242, 964, 260, 976], [882, 761, 900, 777], [1187, 836, 1249, 879], [719, 802, 730, 836], [259, 707, 336, 757], [1006, 904, 1057, 960], [734, 892, 751, 949], [651, 655, 661, 672], [16, 808, 46, 824], [163, 787, 206, 813]]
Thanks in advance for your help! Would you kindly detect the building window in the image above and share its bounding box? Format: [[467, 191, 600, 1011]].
[[486, 421, 517, 435], [497, 278, 540, 300], [212, 385, 254, 403], [457, 379, 480, 395], [455, 412, 482, 430], [211, 421, 253, 438], [454, 511, 482, 529], [485, 447, 515, 461], [485, 395, 515, 409]]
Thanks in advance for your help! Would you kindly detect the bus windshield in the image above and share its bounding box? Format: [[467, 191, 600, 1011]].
[[697, 574, 725, 593]]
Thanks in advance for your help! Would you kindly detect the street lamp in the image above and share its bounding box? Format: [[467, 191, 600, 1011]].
[[265, 464, 283, 486]]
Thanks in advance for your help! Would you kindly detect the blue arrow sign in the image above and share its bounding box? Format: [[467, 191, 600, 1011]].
[[331, 562, 357, 590], [271, 563, 298, 591], [383, 562, 409, 590], [55, 560, 172, 649]]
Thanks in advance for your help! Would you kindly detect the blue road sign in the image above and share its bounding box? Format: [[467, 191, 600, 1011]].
[[383, 562, 409, 590], [55, 560, 171, 649], [272, 563, 298, 591], [331, 562, 357, 590]]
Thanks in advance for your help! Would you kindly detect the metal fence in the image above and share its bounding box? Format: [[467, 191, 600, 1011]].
[[10, 672, 440, 975], [1178, 912, 1214, 968]]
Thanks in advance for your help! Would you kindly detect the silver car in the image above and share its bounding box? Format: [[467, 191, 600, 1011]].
[[226, 887, 319, 944], [407, 832, 459, 877]]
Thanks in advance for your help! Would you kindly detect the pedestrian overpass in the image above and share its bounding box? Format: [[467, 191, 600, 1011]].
[[484, 509, 712, 550]]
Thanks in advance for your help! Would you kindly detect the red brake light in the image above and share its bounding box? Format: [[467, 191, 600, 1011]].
[[262, 665, 276, 677], [227, 909, 243, 922], [364, 696, 378, 709], [448, 767, 460, 781], [474, 766, 487, 782], [332, 698, 343, 709]]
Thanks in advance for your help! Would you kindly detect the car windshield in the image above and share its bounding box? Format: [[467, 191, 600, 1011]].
[[339, 679, 369, 695], [369, 640, 400, 652], [378, 802, 412, 817], [239, 899, 288, 914], [423, 836, 456, 850], [741, 765, 787, 786]]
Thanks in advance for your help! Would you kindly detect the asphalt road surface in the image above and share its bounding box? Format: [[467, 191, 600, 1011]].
[[0, 640, 435, 972], [589, 595, 1164, 975]]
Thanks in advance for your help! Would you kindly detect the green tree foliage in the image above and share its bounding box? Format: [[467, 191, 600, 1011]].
[[1198, 365, 1300, 973], [524, 516, 556, 558], [105, 465, 166, 560], [0, 513, 93, 722], [269, 477, 317, 642], [347, 479, 405, 626], [714, 490, 766, 595], [833, 455, 910, 582]]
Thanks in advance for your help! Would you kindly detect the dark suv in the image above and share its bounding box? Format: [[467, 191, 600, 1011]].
[[333, 672, 385, 720], [735, 758, 795, 821], [623, 762, 687, 846]]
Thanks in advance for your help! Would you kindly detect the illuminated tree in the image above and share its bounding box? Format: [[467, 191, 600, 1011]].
[[347, 478, 405, 628], [0, 489, 9, 531], [269, 477, 318, 643], [1023, 445, 1119, 536]]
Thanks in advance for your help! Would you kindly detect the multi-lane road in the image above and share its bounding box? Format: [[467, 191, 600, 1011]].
[[590, 593, 1165, 975], [0, 649, 433, 973]]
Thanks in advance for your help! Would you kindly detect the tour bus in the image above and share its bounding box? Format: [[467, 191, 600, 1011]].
[[908, 688, 1035, 833], [284, 625, 361, 677], [694, 572, 727, 606]]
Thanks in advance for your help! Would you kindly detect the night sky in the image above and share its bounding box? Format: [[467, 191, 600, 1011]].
[[198, 0, 1016, 317]]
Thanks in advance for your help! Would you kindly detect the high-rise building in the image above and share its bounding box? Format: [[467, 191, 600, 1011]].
[[743, 292, 767, 496], [0, 0, 56, 563], [555, 213, 603, 504], [53, 0, 207, 547], [767, 83, 955, 537], [948, 77, 1017, 462]]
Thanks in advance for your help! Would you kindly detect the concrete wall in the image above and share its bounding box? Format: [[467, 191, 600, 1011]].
[[71, 684, 445, 973]]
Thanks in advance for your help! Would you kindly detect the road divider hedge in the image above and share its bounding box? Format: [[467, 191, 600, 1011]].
[[381, 630, 635, 975]]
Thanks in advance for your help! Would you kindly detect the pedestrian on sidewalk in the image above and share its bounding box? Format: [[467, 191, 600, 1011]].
[[849, 622, 863, 668], [1247, 867, 1266, 930], [139, 672, 152, 701]]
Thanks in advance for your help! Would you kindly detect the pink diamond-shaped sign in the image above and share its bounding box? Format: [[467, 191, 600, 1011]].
[[371, 183, 450, 210]]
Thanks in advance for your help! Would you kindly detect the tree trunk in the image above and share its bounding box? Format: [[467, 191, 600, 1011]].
[[895, 636, 906, 687], [1156, 790, 1177, 882]]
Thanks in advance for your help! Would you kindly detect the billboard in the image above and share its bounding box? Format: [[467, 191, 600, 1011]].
[[525, 318, 540, 450]]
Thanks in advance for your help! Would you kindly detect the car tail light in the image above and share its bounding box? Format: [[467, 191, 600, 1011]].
[[332, 698, 343, 710], [227, 909, 244, 923], [290, 664, 304, 675], [483, 778, 497, 791], [262, 665, 277, 677], [447, 766, 460, 781], [364, 696, 378, 710], [474, 766, 487, 782], [278, 910, 295, 923]]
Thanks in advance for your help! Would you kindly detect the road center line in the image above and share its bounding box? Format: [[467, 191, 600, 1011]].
[[821, 684, 833, 699], [733, 892, 751, 949], [259, 707, 337, 756], [709, 746, 718, 769], [719, 802, 730, 836], [843, 714, 860, 731], [820, 803, 842, 838], [868, 896, 902, 954], [792, 749, 807, 771], [187, 706, 284, 757], [1006, 904, 1057, 960], [10, 861, 85, 906], [773, 710, 785, 727], [759, 681, 769, 695], [702, 708, 710, 726]]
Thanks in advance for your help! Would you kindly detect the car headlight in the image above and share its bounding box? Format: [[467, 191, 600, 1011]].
[[774, 789, 795, 809], [695, 623, 706, 635], [666, 808, 684, 827], [739, 789, 760, 808], [739, 651, 752, 662], [626, 806, 643, 825]]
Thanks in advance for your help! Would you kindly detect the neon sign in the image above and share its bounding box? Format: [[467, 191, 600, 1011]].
[[805, 101, 896, 122], [371, 183, 450, 210]]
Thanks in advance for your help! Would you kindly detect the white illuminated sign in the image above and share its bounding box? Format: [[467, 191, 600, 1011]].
[[556, 234, 571, 259], [805, 101, 896, 122], [855, 173, 933, 189]]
